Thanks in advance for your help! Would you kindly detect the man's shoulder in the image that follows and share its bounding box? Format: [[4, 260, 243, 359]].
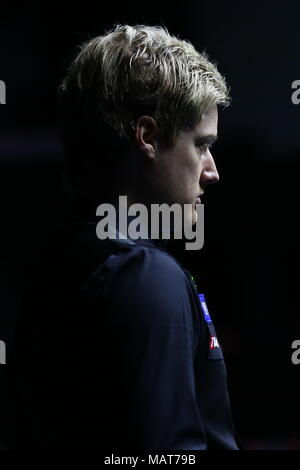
[[39, 220, 187, 290], [79, 229, 189, 299], [80, 238, 197, 329], [106, 239, 184, 278]]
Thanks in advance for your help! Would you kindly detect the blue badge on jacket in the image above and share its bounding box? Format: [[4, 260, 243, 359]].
[[199, 294, 212, 324]]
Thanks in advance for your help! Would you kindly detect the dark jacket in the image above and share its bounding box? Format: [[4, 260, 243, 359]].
[[15, 216, 239, 450]]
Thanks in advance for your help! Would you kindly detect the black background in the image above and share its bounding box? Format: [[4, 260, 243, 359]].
[[0, 1, 300, 450]]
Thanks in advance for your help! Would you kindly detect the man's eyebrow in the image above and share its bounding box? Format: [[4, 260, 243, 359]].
[[195, 134, 218, 144]]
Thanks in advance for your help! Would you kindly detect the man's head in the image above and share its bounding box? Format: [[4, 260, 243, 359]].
[[58, 24, 230, 220]]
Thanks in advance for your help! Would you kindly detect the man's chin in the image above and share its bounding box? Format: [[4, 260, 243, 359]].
[[192, 209, 197, 226], [183, 204, 197, 227]]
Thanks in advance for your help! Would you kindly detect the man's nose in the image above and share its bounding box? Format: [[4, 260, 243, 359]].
[[200, 151, 219, 186]]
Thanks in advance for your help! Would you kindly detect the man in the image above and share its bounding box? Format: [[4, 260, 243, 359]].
[[15, 24, 239, 449]]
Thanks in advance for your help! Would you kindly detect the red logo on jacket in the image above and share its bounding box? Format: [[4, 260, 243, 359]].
[[210, 336, 220, 350]]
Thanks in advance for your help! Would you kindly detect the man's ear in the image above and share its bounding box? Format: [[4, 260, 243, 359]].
[[135, 116, 159, 159]]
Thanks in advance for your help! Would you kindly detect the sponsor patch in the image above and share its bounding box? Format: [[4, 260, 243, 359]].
[[199, 293, 223, 360], [199, 293, 212, 324]]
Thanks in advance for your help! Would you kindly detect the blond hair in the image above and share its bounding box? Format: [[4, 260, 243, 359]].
[[58, 24, 230, 196], [60, 24, 229, 137]]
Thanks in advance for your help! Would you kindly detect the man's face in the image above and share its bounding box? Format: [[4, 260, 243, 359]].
[[150, 104, 219, 225]]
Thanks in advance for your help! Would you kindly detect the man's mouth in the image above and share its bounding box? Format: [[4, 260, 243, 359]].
[[195, 193, 203, 204]]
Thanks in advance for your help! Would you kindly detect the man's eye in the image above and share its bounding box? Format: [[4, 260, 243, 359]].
[[197, 143, 212, 153]]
